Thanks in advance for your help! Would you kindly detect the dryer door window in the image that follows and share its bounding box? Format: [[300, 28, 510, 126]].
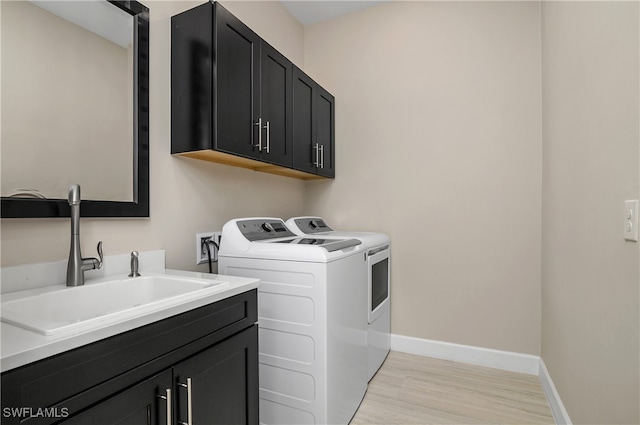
[[371, 258, 388, 312], [368, 246, 390, 324]]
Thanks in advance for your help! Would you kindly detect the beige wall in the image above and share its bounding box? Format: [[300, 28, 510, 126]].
[[303, 1, 543, 355], [541, 2, 640, 424], [0, 0, 307, 271]]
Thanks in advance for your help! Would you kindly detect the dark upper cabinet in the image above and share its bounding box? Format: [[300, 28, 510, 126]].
[[292, 66, 335, 178], [172, 2, 332, 179], [172, 2, 294, 170]]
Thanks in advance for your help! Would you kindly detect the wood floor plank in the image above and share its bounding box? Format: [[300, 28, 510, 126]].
[[351, 351, 554, 424]]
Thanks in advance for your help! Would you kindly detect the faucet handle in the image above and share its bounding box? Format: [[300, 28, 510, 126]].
[[96, 241, 103, 269]]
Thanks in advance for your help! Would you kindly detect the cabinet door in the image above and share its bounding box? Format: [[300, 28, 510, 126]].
[[292, 66, 335, 177], [171, 2, 213, 154], [60, 370, 172, 425], [292, 66, 317, 174], [260, 42, 293, 167], [315, 86, 335, 178], [214, 3, 261, 159], [174, 325, 258, 425]]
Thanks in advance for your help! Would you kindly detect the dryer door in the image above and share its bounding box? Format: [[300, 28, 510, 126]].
[[367, 245, 390, 324]]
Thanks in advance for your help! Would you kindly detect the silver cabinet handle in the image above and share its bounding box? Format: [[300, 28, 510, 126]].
[[319, 144, 324, 169], [178, 378, 193, 425], [157, 388, 171, 425], [313, 143, 319, 167], [254, 118, 262, 151], [264, 121, 270, 154]]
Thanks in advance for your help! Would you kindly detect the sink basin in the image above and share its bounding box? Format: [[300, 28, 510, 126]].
[[1, 275, 228, 336]]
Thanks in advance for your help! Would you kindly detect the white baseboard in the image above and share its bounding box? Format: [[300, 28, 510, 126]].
[[390, 334, 572, 425], [539, 359, 572, 425], [391, 333, 540, 375]]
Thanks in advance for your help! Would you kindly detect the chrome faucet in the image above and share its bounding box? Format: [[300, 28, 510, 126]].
[[66, 184, 103, 286]]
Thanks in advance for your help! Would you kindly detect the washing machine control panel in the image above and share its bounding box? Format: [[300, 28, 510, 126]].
[[293, 218, 334, 234], [236, 219, 297, 241]]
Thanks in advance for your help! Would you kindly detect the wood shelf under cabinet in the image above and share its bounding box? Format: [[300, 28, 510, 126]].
[[175, 150, 329, 180]]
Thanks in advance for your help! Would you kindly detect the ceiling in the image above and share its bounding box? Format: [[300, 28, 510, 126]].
[[281, 1, 386, 26]]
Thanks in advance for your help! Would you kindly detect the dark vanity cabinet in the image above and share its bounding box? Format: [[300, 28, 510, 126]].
[[57, 370, 173, 425], [1, 290, 258, 425], [292, 66, 335, 178], [171, 1, 333, 180]]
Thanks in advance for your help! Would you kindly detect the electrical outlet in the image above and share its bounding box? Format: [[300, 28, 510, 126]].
[[196, 232, 214, 265], [196, 231, 222, 265]]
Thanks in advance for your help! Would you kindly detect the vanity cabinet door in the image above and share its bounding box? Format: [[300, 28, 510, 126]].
[[60, 369, 172, 425], [174, 324, 258, 425]]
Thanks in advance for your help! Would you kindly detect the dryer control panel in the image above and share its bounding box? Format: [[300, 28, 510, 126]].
[[236, 219, 297, 241], [292, 217, 334, 234]]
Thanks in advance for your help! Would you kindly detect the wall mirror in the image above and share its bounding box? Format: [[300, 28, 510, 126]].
[[1, 0, 149, 218]]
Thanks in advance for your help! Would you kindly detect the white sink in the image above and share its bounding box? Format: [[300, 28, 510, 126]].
[[1, 275, 229, 336]]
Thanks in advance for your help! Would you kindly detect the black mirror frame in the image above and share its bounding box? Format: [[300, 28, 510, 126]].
[[1, 0, 150, 218]]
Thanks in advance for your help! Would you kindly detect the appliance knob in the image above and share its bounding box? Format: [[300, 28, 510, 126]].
[[262, 222, 274, 232]]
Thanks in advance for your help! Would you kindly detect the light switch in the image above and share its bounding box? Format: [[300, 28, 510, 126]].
[[624, 200, 638, 242]]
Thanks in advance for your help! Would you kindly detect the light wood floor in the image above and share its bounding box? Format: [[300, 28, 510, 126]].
[[351, 351, 555, 424]]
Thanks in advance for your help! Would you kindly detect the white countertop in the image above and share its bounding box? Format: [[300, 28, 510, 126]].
[[1, 269, 259, 373]]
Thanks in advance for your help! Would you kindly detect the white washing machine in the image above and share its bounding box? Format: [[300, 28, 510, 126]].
[[286, 217, 391, 381], [218, 218, 368, 425]]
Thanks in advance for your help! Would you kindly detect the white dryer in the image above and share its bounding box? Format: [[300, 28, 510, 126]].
[[218, 218, 368, 425], [286, 217, 391, 381]]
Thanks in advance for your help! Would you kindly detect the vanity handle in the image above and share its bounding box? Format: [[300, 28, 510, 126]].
[[157, 388, 171, 425], [264, 120, 270, 154], [319, 144, 324, 169], [178, 377, 193, 425]]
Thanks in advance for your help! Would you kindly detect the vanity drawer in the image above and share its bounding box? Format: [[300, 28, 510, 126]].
[[1, 289, 257, 424]]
